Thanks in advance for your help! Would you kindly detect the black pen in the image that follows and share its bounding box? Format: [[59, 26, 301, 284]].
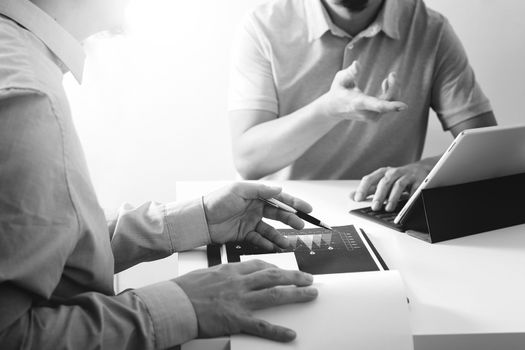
[[259, 197, 334, 231]]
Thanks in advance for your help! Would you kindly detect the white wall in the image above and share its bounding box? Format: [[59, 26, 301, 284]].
[[64, 0, 525, 208]]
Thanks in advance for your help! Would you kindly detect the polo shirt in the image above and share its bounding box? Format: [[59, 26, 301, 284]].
[[0, 0, 210, 348], [228, 0, 493, 180]]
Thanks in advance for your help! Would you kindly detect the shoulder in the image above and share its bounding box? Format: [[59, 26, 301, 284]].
[[0, 16, 60, 95], [397, 0, 450, 33], [242, 0, 308, 39]]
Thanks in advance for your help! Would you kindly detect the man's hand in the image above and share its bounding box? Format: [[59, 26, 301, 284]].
[[351, 159, 438, 212], [317, 61, 407, 122], [203, 183, 313, 250], [175, 260, 318, 342]]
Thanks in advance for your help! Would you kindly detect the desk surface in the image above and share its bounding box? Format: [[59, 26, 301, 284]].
[[176, 181, 525, 336], [117, 180, 525, 349]]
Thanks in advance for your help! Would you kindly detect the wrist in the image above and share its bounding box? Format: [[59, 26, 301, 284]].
[[312, 93, 343, 124], [416, 156, 440, 172]]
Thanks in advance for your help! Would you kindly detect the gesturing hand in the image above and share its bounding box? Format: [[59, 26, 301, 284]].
[[318, 60, 407, 122], [174, 260, 318, 342], [203, 182, 313, 250]]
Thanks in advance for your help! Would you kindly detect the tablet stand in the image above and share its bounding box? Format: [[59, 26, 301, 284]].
[[351, 172, 525, 243]]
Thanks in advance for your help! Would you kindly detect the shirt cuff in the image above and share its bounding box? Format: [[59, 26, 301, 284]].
[[132, 281, 198, 349], [164, 198, 211, 252]]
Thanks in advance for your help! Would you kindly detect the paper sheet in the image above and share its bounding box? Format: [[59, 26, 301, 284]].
[[231, 271, 413, 350], [240, 252, 299, 270]]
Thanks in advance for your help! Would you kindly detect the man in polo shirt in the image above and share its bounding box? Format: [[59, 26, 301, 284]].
[[228, 0, 497, 212], [0, 0, 318, 348]]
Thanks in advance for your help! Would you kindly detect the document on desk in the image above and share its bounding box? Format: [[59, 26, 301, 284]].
[[231, 270, 413, 350]]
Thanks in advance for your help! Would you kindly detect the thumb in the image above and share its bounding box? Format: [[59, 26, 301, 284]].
[[336, 61, 360, 89]]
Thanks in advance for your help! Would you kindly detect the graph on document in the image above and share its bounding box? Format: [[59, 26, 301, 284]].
[[225, 225, 383, 274], [283, 228, 362, 254]]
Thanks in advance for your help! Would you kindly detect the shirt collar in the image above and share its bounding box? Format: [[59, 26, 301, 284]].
[[0, 0, 85, 83], [305, 0, 402, 42]]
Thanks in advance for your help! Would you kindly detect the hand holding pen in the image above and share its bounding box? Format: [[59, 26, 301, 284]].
[[259, 197, 334, 231], [203, 183, 315, 251]]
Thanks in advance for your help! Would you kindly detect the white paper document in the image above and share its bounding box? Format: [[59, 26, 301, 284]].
[[231, 270, 413, 350], [240, 252, 299, 270]]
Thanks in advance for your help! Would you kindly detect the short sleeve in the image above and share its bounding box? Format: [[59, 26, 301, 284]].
[[430, 19, 492, 130], [227, 13, 279, 114]]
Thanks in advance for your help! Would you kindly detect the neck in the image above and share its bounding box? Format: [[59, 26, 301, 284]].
[[30, 0, 103, 41], [322, 0, 385, 37]]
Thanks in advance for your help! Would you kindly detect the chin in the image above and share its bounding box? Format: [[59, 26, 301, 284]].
[[338, 0, 369, 12]]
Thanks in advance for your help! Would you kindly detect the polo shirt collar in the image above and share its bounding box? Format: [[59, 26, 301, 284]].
[[305, 0, 402, 41], [375, 0, 402, 40], [306, 0, 350, 41], [0, 0, 86, 83]]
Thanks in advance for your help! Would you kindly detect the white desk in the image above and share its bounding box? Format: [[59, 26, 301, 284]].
[[118, 180, 525, 350]]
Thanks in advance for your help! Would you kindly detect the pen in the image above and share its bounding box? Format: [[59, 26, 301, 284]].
[[259, 197, 334, 231]]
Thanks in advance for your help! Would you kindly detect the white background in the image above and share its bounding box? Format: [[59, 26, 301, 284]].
[[64, 0, 525, 209]]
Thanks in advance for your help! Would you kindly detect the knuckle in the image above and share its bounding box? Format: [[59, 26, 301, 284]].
[[361, 175, 371, 184], [251, 259, 268, 270], [267, 288, 282, 304], [255, 319, 273, 335], [265, 268, 283, 282], [397, 177, 410, 187]]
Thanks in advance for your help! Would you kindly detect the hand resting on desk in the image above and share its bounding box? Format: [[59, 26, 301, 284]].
[[175, 260, 317, 342]]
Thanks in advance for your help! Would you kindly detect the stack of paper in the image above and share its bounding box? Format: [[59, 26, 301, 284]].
[[235, 253, 413, 350]]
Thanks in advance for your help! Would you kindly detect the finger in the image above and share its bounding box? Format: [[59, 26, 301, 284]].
[[239, 316, 297, 343], [263, 206, 305, 230], [372, 168, 402, 211], [227, 260, 277, 275], [246, 286, 318, 309], [354, 168, 387, 202], [386, 175, 412, 212], [337, 60, 360, 89], [410, 177, 425, 197], [245, 268, 314, 290], [245, 230, 280, 252], [379, 72, 397, 100], [234, 182, 283, 201], [256, 220, 291, 249], [274, 191, 313, 214], [380, 77, 389, 100], [350, 185, 377, 201], [357, 95, 407, 113]]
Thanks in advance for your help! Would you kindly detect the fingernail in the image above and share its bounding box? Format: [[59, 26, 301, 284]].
[[386, 203, 394, 212], [285, 329, 296, 339], [305, 288, 318, 297], [372, 200, 381, 211], [354, 192, 364, 202], [396, 105, 407, 111], [303, 273, 313, 282]]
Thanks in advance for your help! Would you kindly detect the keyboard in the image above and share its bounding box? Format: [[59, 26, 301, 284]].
[[350, 201, 407, 232]]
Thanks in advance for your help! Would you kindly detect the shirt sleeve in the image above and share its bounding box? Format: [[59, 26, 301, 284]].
[[108, 199, 211, 273], [227, 13, 279, 114], [0, 90, 199, 349], [430, 18, 493, 130]]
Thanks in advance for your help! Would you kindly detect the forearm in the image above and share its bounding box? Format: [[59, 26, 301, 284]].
[[110, 199, 210, 273], [0, 282, 197, 350], [233, 97, 341, 179]]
